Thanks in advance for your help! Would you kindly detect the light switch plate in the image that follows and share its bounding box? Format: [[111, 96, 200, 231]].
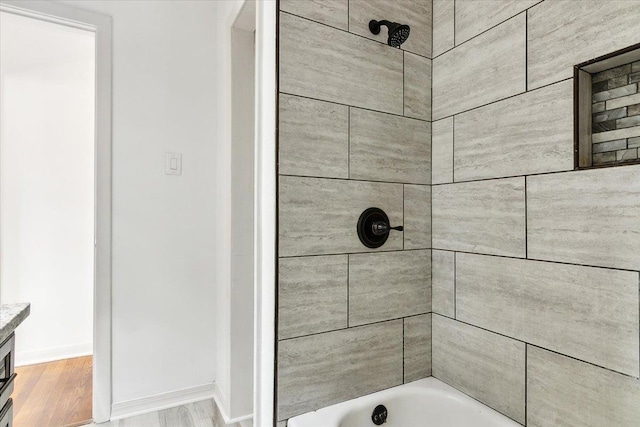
[[165, 152, 182, 175]]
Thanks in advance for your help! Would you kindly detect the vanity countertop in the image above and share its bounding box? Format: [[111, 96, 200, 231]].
[[0, 303, 30, 343]]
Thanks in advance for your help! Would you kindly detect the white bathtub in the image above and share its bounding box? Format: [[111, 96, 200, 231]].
[[287, 377, 521, 427]]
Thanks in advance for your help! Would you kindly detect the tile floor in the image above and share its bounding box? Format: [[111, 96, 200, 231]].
[[83, 399, 244, 427]]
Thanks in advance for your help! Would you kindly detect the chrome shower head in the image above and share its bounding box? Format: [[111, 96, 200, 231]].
[[369, 20, 411, 48]]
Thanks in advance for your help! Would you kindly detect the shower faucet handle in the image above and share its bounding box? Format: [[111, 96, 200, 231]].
[[372, 221, 403, 236]]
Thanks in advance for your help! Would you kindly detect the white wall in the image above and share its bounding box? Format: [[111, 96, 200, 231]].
[[228, 7, 255, 420], [53, 0, 238, 408], [0, 12, 95, 365]]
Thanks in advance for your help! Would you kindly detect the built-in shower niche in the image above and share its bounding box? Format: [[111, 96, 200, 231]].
[[575, 44, 640, 168]]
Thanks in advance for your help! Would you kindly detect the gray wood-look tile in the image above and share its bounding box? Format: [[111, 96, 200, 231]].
[[527, 346, 640, 427], [278, 255, 348, 340], [279, 176, 403, 257], [432, 315, 526, 424], [350, 108, 431, 184], [432, 0, 454, 57], [432, 250, 455, 318], [527, 165, 640, 270], [432, 178, 526, 257], [455, 0, 538, 44], [454, 80, 574, 181], [349, 250, 431, 326], [432, 14, 526, 119], [404, 184, 431, 250], [404, 314, 432, 383], [277, 320, 403, 420], [456, 253, 640, 377], [280, 0, 348, 30], [88, 399, 230, 427], [277, 422, 287, 427], [431, 117, 454, 184], [280, 12, 403, 114], [404, 52, 431, 121], [279, 94, 349, 179], [528, 0, 640, 90], [348, 0, 432, 58]]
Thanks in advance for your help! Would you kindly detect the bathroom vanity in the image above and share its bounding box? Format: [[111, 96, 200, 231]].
[[0, 304, 30, 427]]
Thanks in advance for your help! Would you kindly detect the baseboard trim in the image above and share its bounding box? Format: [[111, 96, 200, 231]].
[[16, 342, 93, 366], [213, 384, 253, 425], [110, 383, 216, 420]]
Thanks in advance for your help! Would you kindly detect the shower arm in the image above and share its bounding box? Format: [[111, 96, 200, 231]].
[[369, 20, 392, 35]]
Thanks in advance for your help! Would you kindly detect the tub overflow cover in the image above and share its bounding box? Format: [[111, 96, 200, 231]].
[[372, 404, 388, 425]]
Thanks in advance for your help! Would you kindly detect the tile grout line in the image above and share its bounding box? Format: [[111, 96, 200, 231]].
[[525, 176, 528, 259], [280, 314, 432, 342], [525, 344, 528, 425], [280, 248, 640, 276], [402, 318, 406, 383], [453, 252, 457, 319], [453, 0, 456, 46], [348, 107, 351, 179], [279, 90, 431, 123], [403, 52, 406, 117], [391, 248, 640, 274], [452, 115, 456, 182], [430, 313, 640, 380], [432, 0, 544, 61], [432, 77, 572, 121], [347, 254, 350, 328], [279, 172, 430, 186], [402, 184, 405, 250], [525, 10, 528, 92], [430, 0, 434, 61], [280, 10, 433, 61], [280, 248, 434, 260], [429, 158, 639, 187]]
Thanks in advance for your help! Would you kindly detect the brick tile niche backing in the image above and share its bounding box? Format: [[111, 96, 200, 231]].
[[591, 60, 640, 165]]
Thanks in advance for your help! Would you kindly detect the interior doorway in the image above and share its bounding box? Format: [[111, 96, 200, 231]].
[[0, 10, 95, 427], [0, 0, 112, 424]]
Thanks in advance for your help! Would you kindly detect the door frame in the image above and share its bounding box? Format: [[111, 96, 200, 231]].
[[0, 1, 113, 423], [253, 1, 277, 426]]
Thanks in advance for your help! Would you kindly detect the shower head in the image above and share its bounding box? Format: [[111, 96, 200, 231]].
[[369, 20, 411, 48]]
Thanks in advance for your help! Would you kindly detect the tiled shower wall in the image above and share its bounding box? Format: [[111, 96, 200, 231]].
[[276, 0, 432, 424], [431, 1, 640, 426]]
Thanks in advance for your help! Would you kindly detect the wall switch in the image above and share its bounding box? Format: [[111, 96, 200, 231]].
[[165, 152, 182, 175]]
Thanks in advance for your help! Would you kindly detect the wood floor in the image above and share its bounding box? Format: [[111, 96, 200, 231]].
[[13, 356, 92, 427]]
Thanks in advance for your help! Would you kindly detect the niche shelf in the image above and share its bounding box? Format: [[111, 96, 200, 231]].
[[575, 43, 640, 169]]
